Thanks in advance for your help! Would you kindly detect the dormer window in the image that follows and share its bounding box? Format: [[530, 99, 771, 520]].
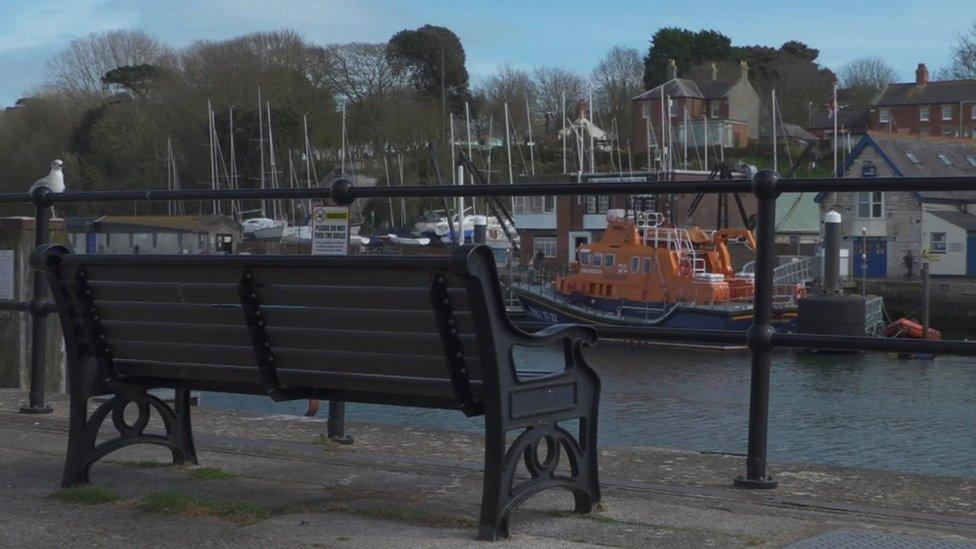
[[710, 101, 720, 118], [919, 106, 930, 121], [966, 155, 976, 167], [938, 153, 952, 166], [906, 152, 920, 164]]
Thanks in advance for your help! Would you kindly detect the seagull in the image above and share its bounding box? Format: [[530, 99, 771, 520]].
[[29, 159, 64, 217]]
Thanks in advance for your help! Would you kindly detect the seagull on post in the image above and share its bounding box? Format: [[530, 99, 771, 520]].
[[29, 159, 65, 217]]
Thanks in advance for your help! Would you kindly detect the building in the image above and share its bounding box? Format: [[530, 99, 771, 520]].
[[66, 215, 242, 255], [631, 59, 761, 156], [760, 122, 819, 148], [806, 109, 870, 140], [815, 132, 976, 277], [870, 63, 976, 138]]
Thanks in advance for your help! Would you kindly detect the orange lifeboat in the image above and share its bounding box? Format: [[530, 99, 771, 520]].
[[884, 318, 941, 340]]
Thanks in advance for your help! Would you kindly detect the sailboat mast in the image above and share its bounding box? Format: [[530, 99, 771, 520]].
[[588, 88, 595, 173], [228, 107, 238, 219], [503, 103, 513, 184], [257, 88, 267, 217], [266, 101, 279, 220], [561, 91, 566, 174], [303, 113, 313, 218], [208, 99, 218, 215], [525, 96, 535, 176], [340, 104, 347, 174], [772, 88, 778, 173]]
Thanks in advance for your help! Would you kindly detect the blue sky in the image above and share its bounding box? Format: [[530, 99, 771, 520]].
[[0, 0, 973, 107]]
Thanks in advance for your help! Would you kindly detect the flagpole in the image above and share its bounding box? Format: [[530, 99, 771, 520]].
[[832, 82, 838, 176], [772, 88, 777, 173]]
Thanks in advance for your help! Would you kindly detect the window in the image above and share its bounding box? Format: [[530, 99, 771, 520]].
[[931, 232, 947, 254], [579, 251, 590, 265], [585, 195, 610, 214], [857, 192, 883, 218], [972, 105, 976, 120], [709, 101, 720, 118], [641, 103, 651, 119], [938, 153, 953, 166], [515, 196, 555, 214], [668, 99, 676, 117], [920, 106, 930, 121], [591, 253, 602, 266], [642, 257, 652, 273], [942, 105, 952, 121], [966, 155, 976, 167], [878, 108, 890, 123], [905, 152, 920, 164], [603, 254, 615, 267], [533, 237, 557, 258], [630, 256, 640, 273]]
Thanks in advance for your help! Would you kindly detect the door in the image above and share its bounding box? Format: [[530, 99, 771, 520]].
[[852, 237, 887, 278], [568, 232, 591, 265], [967, 233, 976, 277]]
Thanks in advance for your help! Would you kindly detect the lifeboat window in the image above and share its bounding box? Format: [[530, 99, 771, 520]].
[[591, 253, 602, 266], [603, 254, 615, 267], [630, 256, 640, 272], [580, 251, 590, 264], [643, 257, 652, 273]]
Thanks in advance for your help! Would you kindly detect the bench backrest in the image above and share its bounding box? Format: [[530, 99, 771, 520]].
[[35, 245, 509, 414]]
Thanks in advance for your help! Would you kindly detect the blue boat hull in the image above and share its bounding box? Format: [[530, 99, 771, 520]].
[[512, 288, 797, 332]]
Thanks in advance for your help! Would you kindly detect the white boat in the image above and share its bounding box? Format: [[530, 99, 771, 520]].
[[242, 217, 286, 240]]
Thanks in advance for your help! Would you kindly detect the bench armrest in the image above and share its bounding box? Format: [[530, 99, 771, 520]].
[[509, 323, 598, 349]]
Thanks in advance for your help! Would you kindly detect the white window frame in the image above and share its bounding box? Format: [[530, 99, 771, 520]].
[[919, 106, 929, 121], [937, 153, 952, 166], [709, 101, 720, 118], [533, 236, 557, 258], [941, 104, 952, 121], [856, 191, 884, 219], [906, 152, 920, 164], [972, 104, 976, 120], [641, 103, 651, 119], [930, 232, 947, 254], [879, 108, 890, 123], [668, 99, 676, 117], [516, 196, 555, 214]]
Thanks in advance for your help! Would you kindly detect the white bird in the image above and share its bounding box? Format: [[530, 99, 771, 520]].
[[29, 159, 65, 217], [30, 159, 65, 194]]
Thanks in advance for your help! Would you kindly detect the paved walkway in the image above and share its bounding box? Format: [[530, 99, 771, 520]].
[[0, 389, 973, 547]]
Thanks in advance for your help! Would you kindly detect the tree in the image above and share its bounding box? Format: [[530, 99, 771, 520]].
[[47, 30, 171, 95], [939, 20, 976, 79], [318, 43, 406, 104], [839, 56, 898, 109], [643, 28, 732, 88], [101, 64, 172, 99], [533, 66, 586, 135], [386, 25, 469, 110], [477, 65, 537, 132], [592, 46, 644, 141], [734, 43, 836, 126]]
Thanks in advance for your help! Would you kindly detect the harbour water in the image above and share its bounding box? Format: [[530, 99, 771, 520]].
[[204, 343, 976, 479]]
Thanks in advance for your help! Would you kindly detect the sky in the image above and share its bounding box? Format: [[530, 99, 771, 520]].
[[0, 0, 973, 107]]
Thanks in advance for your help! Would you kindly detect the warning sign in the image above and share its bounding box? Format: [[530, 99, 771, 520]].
[[311, 206, 349, 256]]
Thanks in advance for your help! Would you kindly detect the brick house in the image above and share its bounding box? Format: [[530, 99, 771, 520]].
[[806, 109, 870, 140], [631, 60, 761, 158], [815, 132, 976, 278], [871, 63, 976, 138]]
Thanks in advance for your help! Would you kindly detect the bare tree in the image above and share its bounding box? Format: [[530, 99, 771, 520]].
[[477, 64, 537, 132], [47, 30, 171, 95], [938, 20, 976, 80], [317, 43, 406, 104], [591, 46, 644, 140], [533, 66, 586, 135], [839, 56, 898, 109]]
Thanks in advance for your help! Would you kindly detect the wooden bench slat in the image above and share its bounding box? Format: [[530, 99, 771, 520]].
[[257, 285, 468, 310], [266, 327, 477, 356], [102, 321, 252, 347], [274, 348, 480, 381], [114, 359, 265, 386], [276, 369, 483, 400], [110, 340, 257, 367]]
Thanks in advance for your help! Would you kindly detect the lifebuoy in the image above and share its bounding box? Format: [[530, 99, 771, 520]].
[[794, 284, 807, 301]]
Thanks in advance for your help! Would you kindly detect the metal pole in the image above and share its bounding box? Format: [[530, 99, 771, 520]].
[[861, 227, 867, 296], [21, 191, 53, 414], [735, 169, 778, 489], [326, 401, 353, 444], [922, 261, 930, 339]]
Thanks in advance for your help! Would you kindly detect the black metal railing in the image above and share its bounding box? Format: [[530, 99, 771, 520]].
[[3, 171, 976, 488]]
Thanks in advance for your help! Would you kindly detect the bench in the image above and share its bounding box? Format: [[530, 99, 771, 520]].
[[33, 243, 601, 540]]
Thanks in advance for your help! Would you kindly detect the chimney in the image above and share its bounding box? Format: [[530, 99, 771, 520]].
[[709, 62, 718, 81], [666, 59, 677, 80], [739, 60, 749, 81], [915, 63, 929, 86]]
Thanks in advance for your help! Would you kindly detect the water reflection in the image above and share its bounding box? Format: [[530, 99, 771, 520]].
[[204, 344, 976, 478]]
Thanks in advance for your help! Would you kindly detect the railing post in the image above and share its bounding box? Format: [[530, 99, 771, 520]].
[[735, 170, 779, 489], [327, 400, 353, 444], [21, 188, 53, 414]]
